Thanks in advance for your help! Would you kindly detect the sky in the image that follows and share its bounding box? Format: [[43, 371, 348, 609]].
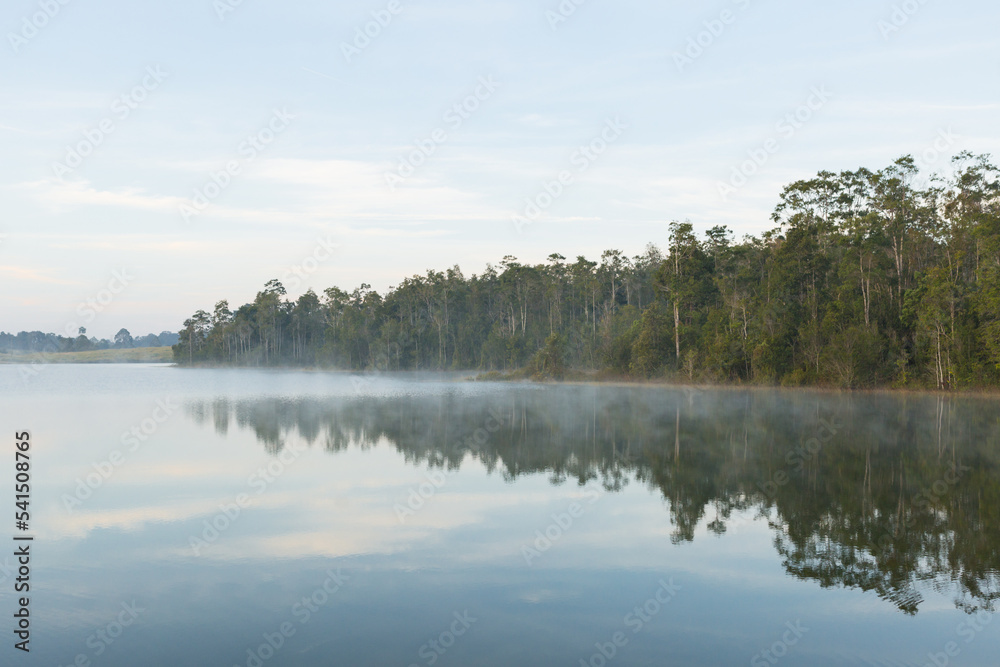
[[1, 0, 997, 338]]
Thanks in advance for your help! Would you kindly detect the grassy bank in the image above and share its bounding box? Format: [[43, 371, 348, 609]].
[[0, 347, 174, 364]]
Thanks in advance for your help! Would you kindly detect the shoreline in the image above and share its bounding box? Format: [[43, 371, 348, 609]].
[[5, 356, 998, 398], [0, 346, 173, 364]]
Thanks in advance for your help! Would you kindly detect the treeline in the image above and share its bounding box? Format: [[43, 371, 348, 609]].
[[175, 152, 1000, 389], [2, 329, 178, 354]]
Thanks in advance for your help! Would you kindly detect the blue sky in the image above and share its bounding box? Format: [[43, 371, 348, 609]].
[[1, 0, 997, 338]]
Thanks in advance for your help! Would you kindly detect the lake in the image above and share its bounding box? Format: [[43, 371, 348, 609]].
[[2, 364, 998, 666]]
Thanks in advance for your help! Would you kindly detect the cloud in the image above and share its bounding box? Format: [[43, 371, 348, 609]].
[[15, 178, 184, 211], [12, 157, 509, 229], [0, 265, 79, 286]]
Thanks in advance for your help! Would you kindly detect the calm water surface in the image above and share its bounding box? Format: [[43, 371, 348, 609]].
[[2, 364, 999, 666]]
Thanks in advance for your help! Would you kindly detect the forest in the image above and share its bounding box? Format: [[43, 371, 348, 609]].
[[1, 328, 178, 354], [174, 152, 1000, 389]]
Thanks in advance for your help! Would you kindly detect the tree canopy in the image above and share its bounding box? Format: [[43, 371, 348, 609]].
[[175, 153, 1000, 389]]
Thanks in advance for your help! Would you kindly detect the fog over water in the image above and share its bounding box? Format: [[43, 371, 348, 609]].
[[3, 364, 998, 666]]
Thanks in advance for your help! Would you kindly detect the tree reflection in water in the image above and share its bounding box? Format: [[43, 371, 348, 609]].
[[185, 386, 1000, 615]]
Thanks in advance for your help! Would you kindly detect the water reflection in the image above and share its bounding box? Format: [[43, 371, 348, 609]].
[[186, 385, 1000, 615]]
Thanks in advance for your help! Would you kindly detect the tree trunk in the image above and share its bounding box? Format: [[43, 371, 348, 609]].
[[673, 302, 681, 362]]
